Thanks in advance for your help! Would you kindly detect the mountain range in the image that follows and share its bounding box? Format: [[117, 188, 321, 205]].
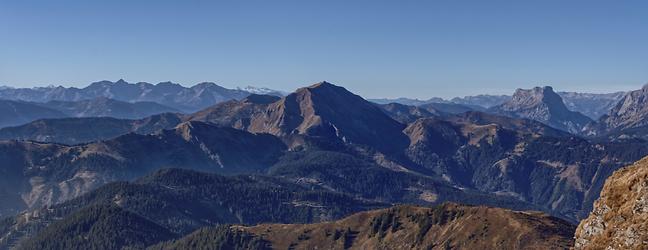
[[0, 79, 284, 113], [2, 82, 647, 221], [4, 80, 648, 248], [371, 90, 625, 120]]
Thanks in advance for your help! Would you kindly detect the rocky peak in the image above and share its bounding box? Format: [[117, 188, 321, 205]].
[[574, 156, 648, 249], [308, 81, 334, 89], [491, 86, 592, 134], [114, 79, 128, 85], [502, 86, 565, 112], [596, 85, 648, 132]]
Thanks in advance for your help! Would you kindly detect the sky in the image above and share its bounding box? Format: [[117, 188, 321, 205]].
[[1, 0, 647, 99]]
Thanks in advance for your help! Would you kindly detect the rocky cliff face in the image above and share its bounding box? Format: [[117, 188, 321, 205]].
[[595, 85, 648, 133], [491, 86, 592, 134], [574, 156, 648, 249]]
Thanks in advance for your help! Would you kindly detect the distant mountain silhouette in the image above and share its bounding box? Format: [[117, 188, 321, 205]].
[[0, 79, 284, 112]]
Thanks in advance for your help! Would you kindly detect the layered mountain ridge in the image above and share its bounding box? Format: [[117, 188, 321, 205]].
[[2, 80, 648, 249], [0, 100, 67, 128], [1, 82, 646, 224]]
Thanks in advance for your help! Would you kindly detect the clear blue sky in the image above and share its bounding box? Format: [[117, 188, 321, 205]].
[[1, 0, 647, 99]]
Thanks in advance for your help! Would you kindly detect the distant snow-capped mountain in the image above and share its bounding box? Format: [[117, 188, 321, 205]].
[[238, 86, 287, 96], [0, 80, 284, 113]]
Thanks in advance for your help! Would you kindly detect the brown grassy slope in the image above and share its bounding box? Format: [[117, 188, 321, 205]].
[[236, 203, 575, 250]]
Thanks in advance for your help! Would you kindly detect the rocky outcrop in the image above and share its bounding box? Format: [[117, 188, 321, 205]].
[[574, 156, 648, 249], [592, 85, 648, 135], [490, 86, 592, 134]]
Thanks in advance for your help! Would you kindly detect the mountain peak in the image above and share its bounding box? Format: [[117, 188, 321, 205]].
[[248, 81, 408, 152], [115, 79, 128, 84], [298, 81, 352, 97], [492, 86, 592, 133], [308, 81, 334, 89], [506, 86, 564, 110]]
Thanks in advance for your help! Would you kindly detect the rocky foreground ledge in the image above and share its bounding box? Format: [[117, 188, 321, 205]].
[[575, 156, 648, 249]]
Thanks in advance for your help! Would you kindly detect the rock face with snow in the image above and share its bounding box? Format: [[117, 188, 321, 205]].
[[238, 86, 287, 96], [574, 156, 648, 249], [490, 86, 592, 133]]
